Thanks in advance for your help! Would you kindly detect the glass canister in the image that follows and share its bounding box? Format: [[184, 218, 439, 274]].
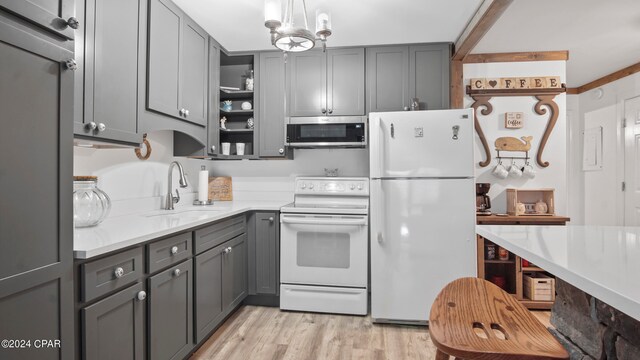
[[73, 176, 111, 228]]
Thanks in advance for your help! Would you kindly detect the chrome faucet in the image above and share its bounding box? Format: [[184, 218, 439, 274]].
[[165, 161, 188, 210]]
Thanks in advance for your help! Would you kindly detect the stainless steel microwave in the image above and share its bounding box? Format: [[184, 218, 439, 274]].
[[285, 116, 367, 148]]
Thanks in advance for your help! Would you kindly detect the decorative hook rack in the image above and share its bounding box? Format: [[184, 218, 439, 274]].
[[467, 85, 566, 168]]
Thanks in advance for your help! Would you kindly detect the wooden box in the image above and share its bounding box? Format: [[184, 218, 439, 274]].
[[506, 188, 555, 216], [523, 273, 555, 301]]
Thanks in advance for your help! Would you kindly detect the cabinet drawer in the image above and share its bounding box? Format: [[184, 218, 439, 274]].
[[194, 215, 246, 254], [147, 232, 192, 274], [81, 248, 144, 302]]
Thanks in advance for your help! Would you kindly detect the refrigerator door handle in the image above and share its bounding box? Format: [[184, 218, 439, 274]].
[[390, 123, 395, 138], [371, 181, 386, 245]]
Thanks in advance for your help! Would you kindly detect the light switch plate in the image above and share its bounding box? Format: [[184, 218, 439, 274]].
[[414, 127, 424, 137]]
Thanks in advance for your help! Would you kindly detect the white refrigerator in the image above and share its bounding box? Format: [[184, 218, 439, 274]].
[[369, 109, 476, 324]]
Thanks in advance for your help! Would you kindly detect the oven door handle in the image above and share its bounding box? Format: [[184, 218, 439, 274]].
[[281, 217, 368, 226]]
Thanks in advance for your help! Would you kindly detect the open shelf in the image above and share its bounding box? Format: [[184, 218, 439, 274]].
[[220, 128, 253, 133], [220, 89, 253, 100], [486, 260, 515, 264], [466, 85, 566, 97], [220, 109, 253, 115], [522, 266, 545, 272]]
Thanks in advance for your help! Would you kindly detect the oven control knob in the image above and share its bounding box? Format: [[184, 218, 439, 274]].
[[309, 184, 314, 190], [357, 184, 363, 190]]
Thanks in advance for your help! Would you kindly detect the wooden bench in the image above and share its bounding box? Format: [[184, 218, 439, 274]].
[[429, 277, 569, 360]]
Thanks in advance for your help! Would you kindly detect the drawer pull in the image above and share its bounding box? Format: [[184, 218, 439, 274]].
[[137, 291, 146, 301], [223, 247, 232, 254], [170, 246, 178, 255], [173, 268, 181, 277], [114, 267, 124, 278]]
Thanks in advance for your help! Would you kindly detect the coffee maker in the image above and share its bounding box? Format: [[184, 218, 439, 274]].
[[476, 183, 492, 215]]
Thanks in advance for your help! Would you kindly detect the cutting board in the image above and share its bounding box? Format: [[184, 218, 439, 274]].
[[208, 177, 233, 201]]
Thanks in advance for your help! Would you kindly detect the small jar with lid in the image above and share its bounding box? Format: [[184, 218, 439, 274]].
[[73, 176, 111, 228]]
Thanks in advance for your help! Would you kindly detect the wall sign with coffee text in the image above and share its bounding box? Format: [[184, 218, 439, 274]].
[[470, 76, 562, 90], [505, 112, 524, 129]]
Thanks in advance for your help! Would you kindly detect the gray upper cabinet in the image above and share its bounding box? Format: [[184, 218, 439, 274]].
[[409, 44, 451, 110], [0, 0, 76, 39], [149, 259, 193, 360], [326, 48, 365, 116], [222, 234, 248, 310], [288, 48, 364, 117], [74, 0, 143, 144], [259, 52, 286, 157], [0, 11, 73, 359], [249, 213, 280, 295], [148, 0, 207, 126], [82, 283, 146, 360], [366, 46, 409, 113], [207, 39, 220, 155], [287, 50, 326, 116]]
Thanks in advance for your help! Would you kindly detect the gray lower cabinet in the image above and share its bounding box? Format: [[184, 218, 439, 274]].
[[73, 0, 143, 144], [0, 0, 76, 39], [366, 43, 451, 112], [149, 259, 193, 360], [258, 52, 286, 157], [148, 0, 207, 126], [409, 44, 451, 110], [82, 283, 146, 360], [287, 48, 365, 117], [222, 234, 248, 311], [248, 213, 280, 296], [0, 10, 74, 360], [194, 243, 224, 343]]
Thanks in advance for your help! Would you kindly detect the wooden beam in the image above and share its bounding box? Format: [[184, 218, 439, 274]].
[[574, 61, 640, 94], [453, 0, 513, 61], [450, 60, 464, 109], [463, 51, 569, 64]]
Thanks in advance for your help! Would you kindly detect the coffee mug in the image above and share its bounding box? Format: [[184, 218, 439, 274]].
[[509, 162, 523, 178], [221, 142, 230, 155], [523, 162, 536, 178], [236, 143, 245, 156], [492, 161, 509, 179]]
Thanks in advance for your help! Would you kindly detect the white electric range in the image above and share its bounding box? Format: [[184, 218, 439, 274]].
[[279, 177, 369, 315]]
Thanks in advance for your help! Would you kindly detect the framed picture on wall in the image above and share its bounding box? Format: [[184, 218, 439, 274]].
[[583, 126, 603, 171]]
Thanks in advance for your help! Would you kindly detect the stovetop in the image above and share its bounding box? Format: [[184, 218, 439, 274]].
[[281, 177, 370, 215]]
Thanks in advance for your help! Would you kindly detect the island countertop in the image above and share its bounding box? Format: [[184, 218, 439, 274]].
[[476, 225, 640, 321]]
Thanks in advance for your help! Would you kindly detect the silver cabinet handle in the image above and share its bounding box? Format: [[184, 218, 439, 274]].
[[321, 108, 326, 114], [179, 108, 185, 116], [173, 268, 181, 277], [170, 246, 178, 255], [114, 267, 124, 278], [137, 291, 147, 301], [66, 17, 79, 29], [211, 145, 216, 152], [85, 122, 97, 131], [278, 148, 284, 154], [184, 109, 189, 117], [328, 109, 333, 114], [223, 247, 232, 254], [268, 217, 274, 222], [65, 59, 77, 71], [97, 123, 106, 132]]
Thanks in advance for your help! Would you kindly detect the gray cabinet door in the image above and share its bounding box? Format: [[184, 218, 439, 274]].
[[366, 46, 409, 112], [409, 44, 451, 110], [0, 13, 73, 360], [207, 39, 220, 155], [326, 48, 365, 116], [222, 234, 248, 311], [149, 259, 193, 360], [287, 50, 326, 116], [179, 17, 207, 126], [147, 0, 181, 119], [82, 283, 145, 360], [254, 213, 279, 295], [194, 244, 224, 343], [259, 52, 286, 157], [0, 0, 75, 39], [75, 0, 141, 144]]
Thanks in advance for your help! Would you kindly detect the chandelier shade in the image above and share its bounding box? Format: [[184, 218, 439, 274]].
[[264, 0, 332, 52]]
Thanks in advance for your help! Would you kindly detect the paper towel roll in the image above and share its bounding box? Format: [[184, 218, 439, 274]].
[[198, 167, 208, 202]]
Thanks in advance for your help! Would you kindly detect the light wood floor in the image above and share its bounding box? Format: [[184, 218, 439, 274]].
[[191, 306, 553, 360]]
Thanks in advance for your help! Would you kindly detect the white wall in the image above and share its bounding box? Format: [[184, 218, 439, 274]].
[[464, 61, 567, 215], [74, 130, 368, 216], [568, 71, 640, 225]]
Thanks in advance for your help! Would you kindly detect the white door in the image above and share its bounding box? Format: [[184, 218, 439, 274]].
[[624, 96, 640, 225], [370, 178, 476, 322], [280, 214, 368, 287], [369, 109, 474, 178]]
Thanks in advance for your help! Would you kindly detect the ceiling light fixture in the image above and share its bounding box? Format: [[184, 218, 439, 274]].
[[264, 0, 332, 52]]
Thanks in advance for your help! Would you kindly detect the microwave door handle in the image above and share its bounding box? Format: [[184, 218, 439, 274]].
[[281, 217, 367, 226]]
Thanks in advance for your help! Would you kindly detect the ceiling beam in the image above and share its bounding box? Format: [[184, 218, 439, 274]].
[[453, 0, 513, 61], [571, 61, 640, 94], [463, 51, 569, 64]]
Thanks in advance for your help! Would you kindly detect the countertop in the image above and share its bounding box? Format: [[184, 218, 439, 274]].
[[74, 200, 290, 259], [476, 225, 640, 321]]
